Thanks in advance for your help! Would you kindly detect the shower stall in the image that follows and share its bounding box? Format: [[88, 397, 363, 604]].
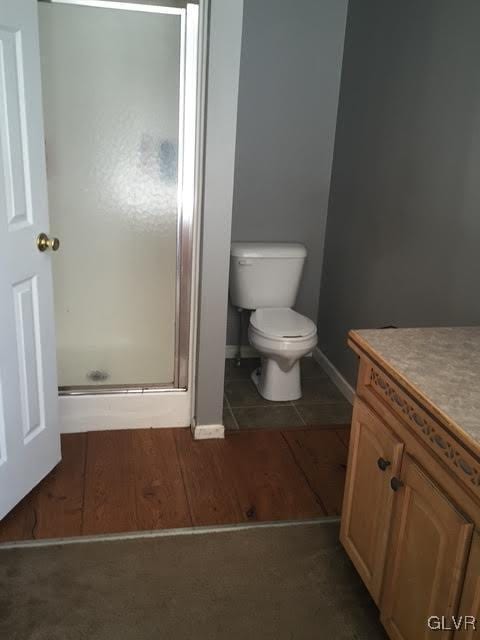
[[37, 0, 201, 429]]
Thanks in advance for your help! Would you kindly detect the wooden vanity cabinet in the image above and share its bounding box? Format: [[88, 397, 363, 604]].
[[381, 455, 473, 640], [342, 336, 480, 640], [455, 532, 480, 640], [340, 400, 403, 604]]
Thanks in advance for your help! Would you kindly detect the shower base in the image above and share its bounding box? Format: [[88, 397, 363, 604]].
[[56, 344, 175, 392]]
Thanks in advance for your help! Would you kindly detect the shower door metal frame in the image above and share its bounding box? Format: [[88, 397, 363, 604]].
[[39, 0, 200, 395]]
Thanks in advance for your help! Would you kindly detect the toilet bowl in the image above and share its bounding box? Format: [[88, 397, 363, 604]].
[[248, 307, 317, 401]]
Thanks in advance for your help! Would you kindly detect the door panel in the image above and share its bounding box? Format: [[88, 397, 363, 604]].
[[340, 398, 404, 604], [381, 455, 473, 640], [0, 378, 6, 466], [14, 276, 44, 442], [0, 0, 61, 520], [455, 532, 480, 640], [0, 26, 32, 229]]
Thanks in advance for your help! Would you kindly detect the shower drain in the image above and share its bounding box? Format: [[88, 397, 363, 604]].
[[87, 369, 109, 382]]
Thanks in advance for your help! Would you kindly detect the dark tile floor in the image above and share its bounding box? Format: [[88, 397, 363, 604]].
[[224, 357, 353, 431]]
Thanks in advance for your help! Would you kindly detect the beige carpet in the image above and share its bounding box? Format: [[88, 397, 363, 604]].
[[0, 521, 387, 640]]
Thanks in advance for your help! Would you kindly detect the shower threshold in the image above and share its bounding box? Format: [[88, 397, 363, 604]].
[[59, 383, 185, 397]]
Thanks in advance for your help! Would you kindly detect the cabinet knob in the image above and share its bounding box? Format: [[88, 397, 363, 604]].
[[377, 457, 391, 471], [390, 477, 404, 492]]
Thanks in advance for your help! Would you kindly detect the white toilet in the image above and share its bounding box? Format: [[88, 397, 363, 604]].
[[230, 242, 317, 401]]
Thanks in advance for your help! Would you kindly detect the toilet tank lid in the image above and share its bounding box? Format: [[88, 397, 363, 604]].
[[231, 242, 307, 259]]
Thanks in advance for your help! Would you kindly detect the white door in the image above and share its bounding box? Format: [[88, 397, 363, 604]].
[[0, 0, 61, 519]]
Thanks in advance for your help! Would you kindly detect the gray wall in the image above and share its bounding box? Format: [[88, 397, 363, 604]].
[[226, 0, 347, 345], [318, 0, 480, 385], [195, 0, 243, 426]]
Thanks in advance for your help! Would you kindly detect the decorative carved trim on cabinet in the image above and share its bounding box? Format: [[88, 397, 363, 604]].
[[365, 367, 480, 498]]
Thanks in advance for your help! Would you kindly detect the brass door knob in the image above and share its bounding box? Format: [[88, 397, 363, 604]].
[[37, 232, 60, 252]]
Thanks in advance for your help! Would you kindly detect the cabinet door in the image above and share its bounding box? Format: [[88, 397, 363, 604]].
[[340, 399, 404, 604], [381, 455, 473, 640], [454, 531, 480, 640]]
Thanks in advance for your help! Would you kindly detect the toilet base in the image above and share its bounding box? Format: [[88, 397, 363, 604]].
[[251, 358, 302, 402]]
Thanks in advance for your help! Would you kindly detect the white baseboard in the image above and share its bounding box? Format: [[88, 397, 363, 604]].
[[225, 344, 258, 359], [313, 347, 355, 405], [192, 423, 225, 440]]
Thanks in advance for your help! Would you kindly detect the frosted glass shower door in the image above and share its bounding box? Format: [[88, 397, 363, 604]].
[[39, 2, 186, 389]]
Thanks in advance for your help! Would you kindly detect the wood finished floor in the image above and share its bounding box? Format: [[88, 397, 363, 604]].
[[0, 426, 349, 544]]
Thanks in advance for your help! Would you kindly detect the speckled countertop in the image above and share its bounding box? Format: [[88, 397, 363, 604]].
[[349, 327, 480, 450]]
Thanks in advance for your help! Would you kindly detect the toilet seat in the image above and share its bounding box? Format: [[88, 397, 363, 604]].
[[250, 308, 316, 341]]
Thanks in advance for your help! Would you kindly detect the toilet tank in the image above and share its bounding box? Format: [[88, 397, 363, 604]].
[[230, 242, 307, 309]]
